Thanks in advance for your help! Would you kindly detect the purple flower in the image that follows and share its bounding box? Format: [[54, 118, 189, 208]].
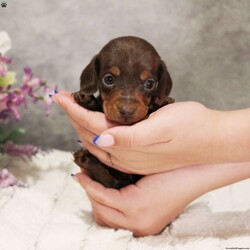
[[0, 109, 16, 124], [0, 54, 12, 64], [0, 141, 39, 158], [22, 67, 42, 89], [0, 93, 21, 123], [0, 63, 56, 124], [0, 93, 8, 112], [0, 54, 56, 158], [21, 67, 43, 102], [0, 90, 26, 123], [44, 85, 58, 116], [0, 168, 18, 188], [0, 54, 12, 77], [0, 68, 7, 77], [22, 67, 33, 83]]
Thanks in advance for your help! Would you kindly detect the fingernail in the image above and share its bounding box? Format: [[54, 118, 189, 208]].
[[77, 139, 82, 145], [49, 89, 59, 103], [93, 134, 115, 147], [77, 139, 85, 148], [71, 173, 79, 182], [49, 89, 59, 98]]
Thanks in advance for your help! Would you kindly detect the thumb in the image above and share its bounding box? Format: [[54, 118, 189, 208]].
[[93, 114, 165, 148], [53, 90, 110, 134]]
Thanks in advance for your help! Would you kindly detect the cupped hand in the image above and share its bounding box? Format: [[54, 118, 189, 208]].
[[92, 101, 225, 174], [53, 91, 115, 160], [54, 91, 225, 174], [73, 161, 250, 237], [74, 165, 206, 237]]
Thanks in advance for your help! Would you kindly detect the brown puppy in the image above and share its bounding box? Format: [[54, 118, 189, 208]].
[[73, 36, 174, 189]]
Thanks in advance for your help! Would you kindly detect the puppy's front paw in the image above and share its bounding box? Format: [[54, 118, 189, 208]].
[[72, 91, 88, 105], [149, 96, 175, 113], [72, 92, 102, 111], [165, 96, 175, 104], [73, 149, 91, 169], [155, 96, 175, 106], [73, 149, 117, 188]]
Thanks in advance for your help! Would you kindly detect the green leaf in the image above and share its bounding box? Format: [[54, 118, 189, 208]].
[[0, 127, 26, 143], [0, 71, 17, 88], [8, 128, 26, 142]]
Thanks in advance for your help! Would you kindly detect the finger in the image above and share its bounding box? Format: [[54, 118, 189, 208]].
[[53, 91, 113, 134], [86, 195, 116, 228], [72, 116, 172, 174], [71, 116, 133, 172], [83, 140, 113, 165], [75, 172, 124, 210], [95, 216, 108, 227], [85, 141, 138, 173], [69, 117, 97, 144], [90, 198, 127, 230], [94, 108, 172, 148], [80, 175, 130, 229]]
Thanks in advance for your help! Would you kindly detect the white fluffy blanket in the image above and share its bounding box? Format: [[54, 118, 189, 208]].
[[0, 150, 249, 250]]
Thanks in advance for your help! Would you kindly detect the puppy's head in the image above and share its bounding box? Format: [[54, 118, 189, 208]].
[[80, 36, 172, 124]]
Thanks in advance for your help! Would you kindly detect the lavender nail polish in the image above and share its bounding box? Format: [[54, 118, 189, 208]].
[[93, 136, 99, 145], [93, 134, 115, 147], [70, 173, 79, 182], [77, 139, 82, 144], [49, 89, 59, 98]]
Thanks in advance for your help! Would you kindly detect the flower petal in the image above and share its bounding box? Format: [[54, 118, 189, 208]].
[[0, 31, 12, 55]]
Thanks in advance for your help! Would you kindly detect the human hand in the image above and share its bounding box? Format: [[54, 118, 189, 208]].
[[89, 101, 224, 174], [73, 162, 250, 237], [94, 102, 250, 174], [74, 166, 204, 237], [54, 91, 221, 174], [54, 91, 249, 175], [53, 90, 115, 147]]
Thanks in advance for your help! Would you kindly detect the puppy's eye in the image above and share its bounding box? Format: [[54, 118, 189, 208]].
[[144, 78, 156, 90], [102, 74, 115, 86]]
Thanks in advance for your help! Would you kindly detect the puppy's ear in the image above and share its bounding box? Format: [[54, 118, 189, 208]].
[[80, 56, 100, 95], [157, 60, 172, 97], [150, 60, 173, 110]]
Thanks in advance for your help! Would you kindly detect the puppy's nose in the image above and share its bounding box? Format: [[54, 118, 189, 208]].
[[118, 105, 136, 116]]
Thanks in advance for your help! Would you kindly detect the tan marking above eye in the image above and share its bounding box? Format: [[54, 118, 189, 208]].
[[140, 70, 151, 81], [110, 67, 121, 76]]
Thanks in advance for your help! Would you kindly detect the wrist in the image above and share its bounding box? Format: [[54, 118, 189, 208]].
[[197, 162, 250, 194], [181, 162, 250, 197], [217, 108, 250, 163]]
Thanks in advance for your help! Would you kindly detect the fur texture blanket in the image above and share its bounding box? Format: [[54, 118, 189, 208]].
[[0, 150, 249, 250]]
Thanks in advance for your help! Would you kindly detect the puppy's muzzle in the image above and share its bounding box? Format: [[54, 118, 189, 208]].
[[103, 95, 148, 124], [118, 104, 137, 117]]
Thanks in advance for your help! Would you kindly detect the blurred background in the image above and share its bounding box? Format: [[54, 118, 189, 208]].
[[1, 0, 250, 151]]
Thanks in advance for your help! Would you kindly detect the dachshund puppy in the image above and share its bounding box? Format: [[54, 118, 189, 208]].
[[73, 36, 174, 189]]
